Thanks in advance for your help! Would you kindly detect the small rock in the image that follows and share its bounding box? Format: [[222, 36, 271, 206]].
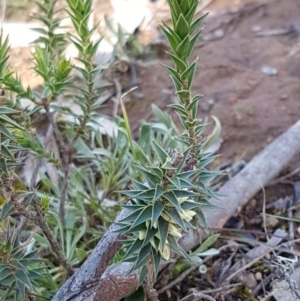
[[264, 216, 279, 229], [255, 272, 262, 281], [261, 65, 278, 76], [200, 100, 214, 112], [101, 198, 119, 207], [202, 29, 224, 41], [214, 29, 225, 38], [280, 95, 288, 100], [252, 25, 262, 32], [238, 272, 257, 289], [248, 216, 263, 226]]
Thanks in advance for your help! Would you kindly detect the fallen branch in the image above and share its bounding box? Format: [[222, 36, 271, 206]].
[[53, 120, 300, 301]]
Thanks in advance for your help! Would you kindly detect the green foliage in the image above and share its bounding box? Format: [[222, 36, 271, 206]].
[[0, 225, 46, 301], [119, 0, 221, 288], [0, 0, 223, 299], [0, 0, 111, 298], [32, 0, 69, 59]]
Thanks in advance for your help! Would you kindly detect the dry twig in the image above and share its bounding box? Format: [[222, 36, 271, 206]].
[[179, 291, 216, 301], [158, 244, 237, 295]]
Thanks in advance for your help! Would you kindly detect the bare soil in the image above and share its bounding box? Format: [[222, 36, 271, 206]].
[[131, 0, 300, 163]]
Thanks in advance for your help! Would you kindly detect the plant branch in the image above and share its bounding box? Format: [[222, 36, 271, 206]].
[[31, 198, 74, 276], [10, 191, 73, 276], [42, 97, 70, 224]]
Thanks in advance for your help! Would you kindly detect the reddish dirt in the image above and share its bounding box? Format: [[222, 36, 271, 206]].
[[125, 0, 300, 163]]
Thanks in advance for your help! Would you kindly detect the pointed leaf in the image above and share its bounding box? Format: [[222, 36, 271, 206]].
[[152, 139, 169, 164], [134, 165, 161, 187], [0, 124, 15, 140], [142, 227, 157, 248], [175, 14, 189, 39], [119, 208, 144, 223], [124, 238, 144, 260], [163, 191, 182, 212], [176, 35, 190, 59], [160, 26, 178, 53], [157, 217, 169, 250], [134, 243, 152, 270], [161, 64, 181, 82], [0, 158, 8, 175], [168, 235, 191, 260], [0, 144, 14, 160], [176, 170, 199, 180], [196, 209, 209, 228], [167, 177, 181, 189], [177, 90, 190, 100], [192, 234, 220, 255], [190, 13, 209, 33], [152, 249, 161, 278], [165, 208, 187, 231], [187, 30, 202, 58], [152, 201, 165, 226], [185, 1, 198, 24], [0, 202, 14, 221], [168, 104, 188, 117], [135, 189, 156, 200], [167, 52, 187, 72], [173, 190, 199, 198], [161, 160, 176, 170], [177, 148, 191, 172], [16, 279, 26, 299], [131, 179, 149, 190], [130, 206, 153, 229], [154, 185, 165, 201], [0, 273, 15, 286], [181, 200, 201, 210]]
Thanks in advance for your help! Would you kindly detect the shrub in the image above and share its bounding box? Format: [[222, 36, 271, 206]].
[[0, 0, 221, 299]]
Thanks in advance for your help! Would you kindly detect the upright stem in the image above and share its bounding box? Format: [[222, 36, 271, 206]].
[[43, 98, 70, 224]]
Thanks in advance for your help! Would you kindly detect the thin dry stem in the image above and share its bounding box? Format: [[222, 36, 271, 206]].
[[31, 198, 74, 276], [179, 291, 216, 301], [200, 283, 241, 294], [158, 244, 233, 295]]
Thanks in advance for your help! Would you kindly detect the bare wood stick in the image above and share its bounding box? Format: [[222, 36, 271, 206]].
[[179, 291, 216, 301], [53, 120, 300, 301]]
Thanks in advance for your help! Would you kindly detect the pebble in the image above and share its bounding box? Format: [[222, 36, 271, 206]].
[[199, 99, 214, 112], [241, 273, 257, 289], [255, 272, 262, 281], [252, 25, 262, 32], [264, 216, 279, 228], [261, 65, 278, 76]]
